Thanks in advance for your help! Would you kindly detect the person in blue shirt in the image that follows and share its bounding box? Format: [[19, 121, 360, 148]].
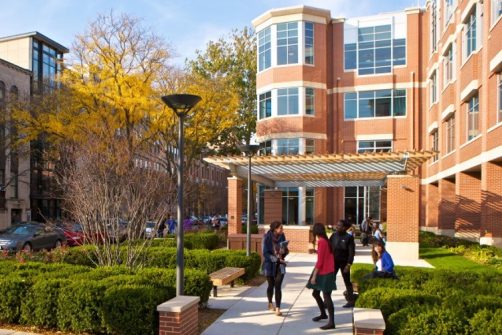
[[370, 240, 397, 279]]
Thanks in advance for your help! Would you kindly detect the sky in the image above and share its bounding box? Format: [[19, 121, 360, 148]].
[[0, 0, 423, 67]]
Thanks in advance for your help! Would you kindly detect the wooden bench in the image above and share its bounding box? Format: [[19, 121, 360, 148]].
[[209, 267, 245, 297], [353, 308, 386, 335]]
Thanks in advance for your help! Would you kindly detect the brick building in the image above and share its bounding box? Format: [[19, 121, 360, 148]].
[[0, 58, 31, 230], [243, 1, 501, 248]]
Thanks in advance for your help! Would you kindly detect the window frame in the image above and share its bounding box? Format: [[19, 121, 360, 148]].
[[430, 70, 438, 105], [304, 22, 314, 65], [498, 74, 502, 123], [443, 44, 454, 86], [357, 140, 393, 153], [344, 89, 407, 120], [431, 130, 439, 162], [258, 91, 272, 120], [491, 0, 502, 26], [258, 27, 272, 72], [467, 94, 480, 141], [277, 22, 299, 66], [446, 115, 456, 153], [305, 87, 315, 115], [277, 87, 299, 116], [463, 8, 477, 60]]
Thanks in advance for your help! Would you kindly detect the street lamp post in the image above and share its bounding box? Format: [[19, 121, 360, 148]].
[[237, 144, 259, 256], [161, 94, 201, 296]]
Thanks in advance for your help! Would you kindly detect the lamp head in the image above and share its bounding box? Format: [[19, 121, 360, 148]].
[[161, 94, 201, 117]]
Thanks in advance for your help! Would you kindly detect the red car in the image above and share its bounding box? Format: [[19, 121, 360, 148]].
[[62, 223, 85, 246]]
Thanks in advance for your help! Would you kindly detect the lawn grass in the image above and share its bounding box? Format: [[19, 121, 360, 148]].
[[419, 246, 495, 272]]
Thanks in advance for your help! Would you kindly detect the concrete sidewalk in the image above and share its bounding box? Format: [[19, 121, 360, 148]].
[[203, 243, 433, 335]]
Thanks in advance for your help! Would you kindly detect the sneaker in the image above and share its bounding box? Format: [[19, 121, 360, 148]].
[[342, 302, 355, 308], [320, 323, 335, 330]]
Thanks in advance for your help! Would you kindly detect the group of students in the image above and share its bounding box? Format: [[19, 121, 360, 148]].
[[262, 220, 395, 331]]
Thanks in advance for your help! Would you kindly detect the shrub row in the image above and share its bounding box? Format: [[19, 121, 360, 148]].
[[149, 232, 221, 249], [352, 264, 502, 334], [62, 247, 261, 281], [0, 261, 211, 335]]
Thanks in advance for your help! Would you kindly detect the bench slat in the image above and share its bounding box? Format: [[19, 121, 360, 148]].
[[210, 267, 245, 286]]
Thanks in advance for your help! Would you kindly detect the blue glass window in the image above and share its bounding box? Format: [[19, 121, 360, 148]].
[[276, 139, 299, 155], [344, 90, 406, 119], [258, 27, 271, 71], [305, 88, 315, 115], [305, 22, 314, 64], [259, 91, 272, 119], [277, 22, 298, 65], [277, 88, 299, 115], [344, 43, 357, 70], [465, 10, 477, 57]]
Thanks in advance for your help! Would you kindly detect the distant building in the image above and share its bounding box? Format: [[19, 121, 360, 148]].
[[0, 58, 31, 229], [0, 32, 68, 222]]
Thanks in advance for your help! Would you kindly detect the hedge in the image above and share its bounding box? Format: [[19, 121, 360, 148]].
[[0, 260, 211, 334], [352, 264, 502, 335]]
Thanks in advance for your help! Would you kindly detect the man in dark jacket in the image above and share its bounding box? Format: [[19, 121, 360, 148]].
[[329, 219, 356, 307]]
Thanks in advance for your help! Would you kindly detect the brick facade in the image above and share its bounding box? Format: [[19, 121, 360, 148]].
[[481, 162, 502, 238], [157, 296, 199, 335]]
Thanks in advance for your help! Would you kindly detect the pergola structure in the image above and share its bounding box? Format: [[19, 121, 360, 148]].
[[204, 151, 435, 261]]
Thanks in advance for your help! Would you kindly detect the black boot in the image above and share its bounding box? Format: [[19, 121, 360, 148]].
[[320, 305, 335, 330]]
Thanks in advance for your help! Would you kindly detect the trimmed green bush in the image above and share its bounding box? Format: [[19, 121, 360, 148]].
[[398, 306, 467, 335], [468, 309, 502, 335], [102, 284, 171, 335], [0, 276, 32, 323], [57, 280, 107, 333], [20, 278, 69, 328]]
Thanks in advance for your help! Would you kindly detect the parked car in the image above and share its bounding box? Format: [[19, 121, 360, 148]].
[[0, 223, 66, 252], [61, 223, 85, 246]]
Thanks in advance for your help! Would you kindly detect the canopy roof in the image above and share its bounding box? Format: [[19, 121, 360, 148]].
[[204, 151, 435, 187]]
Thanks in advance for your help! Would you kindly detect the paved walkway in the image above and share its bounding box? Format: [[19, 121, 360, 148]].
[[203, 244, 432, 335], [1, 244, 432, 335]]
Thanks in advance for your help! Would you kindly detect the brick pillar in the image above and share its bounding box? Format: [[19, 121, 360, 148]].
[[386, 175, 419, 261], [158, 296, 199, 335], [227, 177, 243, 235], [264, 189, 282, 225], [438, 178, 456, 236], [424, 183, 439, 232], [455, 171, 481, 241], [481, 161, 502, 247]]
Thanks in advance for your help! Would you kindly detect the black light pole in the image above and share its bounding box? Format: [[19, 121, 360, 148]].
[[161, 94, 201, 296], [237, 143, 259, 256]]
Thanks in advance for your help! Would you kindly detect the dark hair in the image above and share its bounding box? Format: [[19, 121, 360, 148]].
[[270, 221, 282, 232], [371, 239, 386, 263], [312, 223, 331, 253]]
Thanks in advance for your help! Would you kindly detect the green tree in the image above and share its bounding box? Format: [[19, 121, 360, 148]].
[[187, 26, 257, 154]]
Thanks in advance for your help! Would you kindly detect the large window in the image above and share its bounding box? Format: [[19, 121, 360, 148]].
[[277, 88, 299, 115], [430, 70, 438, 105], [259, 91, 272, 119], [446, 115, 455, 153], [464, 9, 477, 59], [344, 186, 381, 224], [305, 22, 314, 64], [32, 40, 61, 93], [467, 94, 480, 140], [259, 140, 272, 156], [445, 0, 455, 25], [357, 140, 392, 153], [305, 188, 315, 225], [276, 138, 299, 155], [431, 130, 439, 162], [282, 188, 299, 225], [305, 139, 315, 154], [351, 24, 406, 75], [443, 44, 454, 85], [258, 27, 271, 71], [344, 89, 406, 119], [305, 88, 315, 115], [431, 0, 438, 52], [498, 74, 502, 123], [492, 0, 502, 24], [277, 22, 298, 65]]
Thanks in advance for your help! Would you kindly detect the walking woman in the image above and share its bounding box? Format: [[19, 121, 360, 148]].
[[262, 221, 288, 316], [307, 223, 336, 330]]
